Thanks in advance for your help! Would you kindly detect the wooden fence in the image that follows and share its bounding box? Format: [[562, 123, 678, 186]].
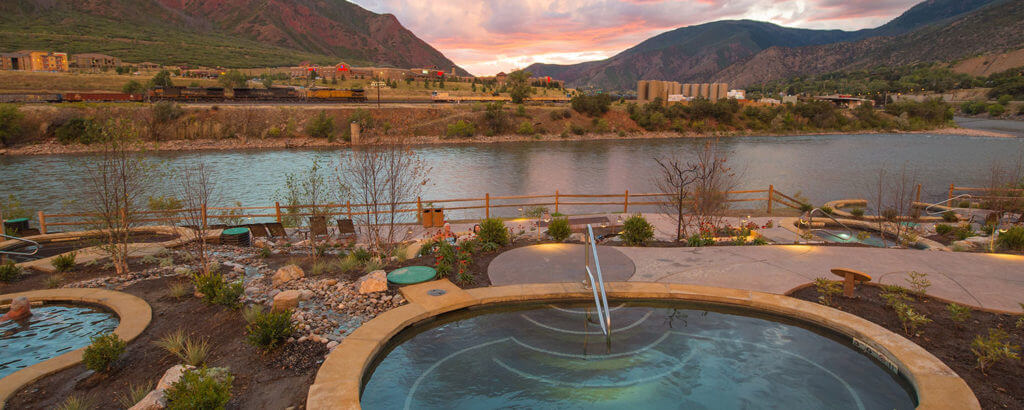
[[948, 184, 1024, 201], [24, 185, 807, 234]]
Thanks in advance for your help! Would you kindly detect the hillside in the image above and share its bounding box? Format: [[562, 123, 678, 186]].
[[0, 0, 469, 74], [526, 0, 998, 91], [721, 0, 1024, 87]]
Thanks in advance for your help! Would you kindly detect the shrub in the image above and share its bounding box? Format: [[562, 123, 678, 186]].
[[880, 285, 912, 308], [987, 103, 1006, 117], [1, 261, 22, 282], [478, 218, 509, 246], [751, 237, 769, 246], [305, 110, 335, 139], [998, 226, 1024, 251], [164, 367, 233, 410], [515, 104, 528, 117], [516, 120, 535, 135], [446, 120, 476, 138], [881, 207, 899, 221], [905, 271, 931, 296], [0, 104, 23, 146], [549, 110, 563, 121], [820, 205, 833, 215], [546, 217, 571, 242], [957, 200, 972, 208], [83, 333, 126, 373], [953, 224, 974, 240], [621, 214, 654, 246], [799, 203, 813, 213], [687, 233, 715, 247], [960, 100, 988, 115], [246, 309, 294, 350], [849, 208, 865, 218], [941, 210, 958, 222], [946, 303, 971, 327], [51, 251, 77, 272], [970, 328, 1020, 374], [894, 302, 931, 336], [54, 117, 102, 145], [570, 93, 613, 117], [45, 274, 64, 288], [814, 278, 842, 306], [192, 272, 243, 308], [935, 224, 952, 236]]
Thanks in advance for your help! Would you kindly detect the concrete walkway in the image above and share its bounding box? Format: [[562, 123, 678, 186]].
[[488, 244, 1024, 312]]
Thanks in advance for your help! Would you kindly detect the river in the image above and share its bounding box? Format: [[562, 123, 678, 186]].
[[2, 132, 1023, 219]]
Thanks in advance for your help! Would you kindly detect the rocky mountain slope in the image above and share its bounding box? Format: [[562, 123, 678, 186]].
[[0, 0, 469, 73], [526, 0, 1001, 90]]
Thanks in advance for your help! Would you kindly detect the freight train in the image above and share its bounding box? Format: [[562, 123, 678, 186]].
[[0, 86, 367, 104]]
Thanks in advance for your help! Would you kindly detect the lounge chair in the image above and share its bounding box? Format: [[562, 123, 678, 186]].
[[336, 218, 357, 243], [265, 222, 288, 238], [246, 223, 269, 238], [307, 216, 329, 240]]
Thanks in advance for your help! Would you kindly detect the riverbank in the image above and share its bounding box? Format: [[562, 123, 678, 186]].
[[0, 126, 1012, 156]]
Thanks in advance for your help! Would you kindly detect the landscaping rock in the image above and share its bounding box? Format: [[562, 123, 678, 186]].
[[128, 389, 166, 410], [273, 290, 302, 312], [272, 264, 305, 287], [355, 270, 388, 294], [156, 364, 195, 391]]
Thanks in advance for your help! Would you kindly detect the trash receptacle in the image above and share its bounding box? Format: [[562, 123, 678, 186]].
[[432, 208, 445, 227], [3, 218, 30, 236], [420, 209, 433, 228]]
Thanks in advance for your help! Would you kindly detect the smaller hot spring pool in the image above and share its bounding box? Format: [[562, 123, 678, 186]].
[[0, 304, 119, 379], [813, 229, 891, 248], [361, 301, 917, 409]]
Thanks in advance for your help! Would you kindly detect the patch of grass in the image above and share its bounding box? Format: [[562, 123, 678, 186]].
[[242, 304, 265, 324], [0, 261, 22, 282], [181, 338, 210, 367], [246, 309, 294, 350], [44, 274, 64, 289], [56, 395, 95, 410], [168, 281, 191, 299], [51, 252, 77, 272], [116, 380, 155, 409]]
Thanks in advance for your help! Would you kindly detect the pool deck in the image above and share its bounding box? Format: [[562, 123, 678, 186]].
[[490, 244, 1024, 313]]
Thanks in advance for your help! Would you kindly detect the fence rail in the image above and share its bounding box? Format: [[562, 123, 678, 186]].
[[15, 185, 806, 234], [948, 184, 1024, 201]]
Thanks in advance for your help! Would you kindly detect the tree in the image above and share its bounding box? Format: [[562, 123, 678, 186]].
[[176, 159, 219, 275], [654, 140, 735, 241], [149, 70, 173, 88], [0, 104, 23, 146], [507, 70, 532, 104], [74, 121, 157, 275], [149, 101, 184, 141], [122, 80, 146, 94], [219, 70, 248, 89], [337, 143, 430, 255], [869, 165, 919, 247], [260, 75, 274, 89]]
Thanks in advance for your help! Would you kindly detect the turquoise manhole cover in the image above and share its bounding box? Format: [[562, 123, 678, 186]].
[[387, 266, 436, 285], [222, 227, 250, 235]]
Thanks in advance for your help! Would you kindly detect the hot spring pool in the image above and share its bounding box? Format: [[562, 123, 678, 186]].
[[0, 304, 119, 379], [361, 301, 917, 409]]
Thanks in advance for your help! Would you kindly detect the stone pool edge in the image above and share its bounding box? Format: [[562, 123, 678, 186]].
[[307, 279, 979, 410], [0, 288, 152, 409]]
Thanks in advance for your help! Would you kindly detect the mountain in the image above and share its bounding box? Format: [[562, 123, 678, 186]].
[[0, 0, 470, 74], [720, 0, 1024, 87], [526, 0, 999, 91]]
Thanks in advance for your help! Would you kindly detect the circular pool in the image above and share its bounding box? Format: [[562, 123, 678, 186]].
[[0, 304, 118, 379], [361, 301, 916, 409]]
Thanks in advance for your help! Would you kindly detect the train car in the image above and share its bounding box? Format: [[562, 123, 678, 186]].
[[149, 86, 226, 102], [0, 93, 63, 103], [62, 92, 144, 103], [232, 87, 300, 101], [305, 88, 367, 102]]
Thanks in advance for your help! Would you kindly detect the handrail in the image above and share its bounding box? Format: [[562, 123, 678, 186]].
[[924, 194, 974, 215], [584, 225, 611, 338], [0, 234, 40, 257], [804, 208, 855, 239]]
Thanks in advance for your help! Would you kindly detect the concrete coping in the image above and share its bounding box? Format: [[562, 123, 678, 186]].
[[0, 288, 152, 409], [306, 280, 979, 410]]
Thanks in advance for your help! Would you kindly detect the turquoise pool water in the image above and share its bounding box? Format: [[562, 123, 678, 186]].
[[0, 304, 119, 379], [361, 301, 916, 409]]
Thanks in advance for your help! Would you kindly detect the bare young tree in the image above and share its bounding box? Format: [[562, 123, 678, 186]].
[[278, 159, 334, 227], [986, 156, 1024, 226], [654, 140, 735, 241], [76, 121, 157, 275], [176, 159, 219, 275], [870, 165, 918, 247], [338, 143, 430, 254]]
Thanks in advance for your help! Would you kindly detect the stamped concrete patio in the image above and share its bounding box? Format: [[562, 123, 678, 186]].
[[488, 244, 1024, 312]]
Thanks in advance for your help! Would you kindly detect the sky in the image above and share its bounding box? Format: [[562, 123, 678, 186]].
[[350, 0, 924, 76]]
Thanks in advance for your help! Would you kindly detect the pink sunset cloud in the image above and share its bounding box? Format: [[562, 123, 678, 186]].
[[350, 0, 922, 76]]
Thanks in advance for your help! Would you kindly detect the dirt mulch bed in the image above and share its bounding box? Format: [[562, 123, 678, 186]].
[[0, 256, 173, 295], [8, 275, 328, 409], [789, 284, 1023, 409]]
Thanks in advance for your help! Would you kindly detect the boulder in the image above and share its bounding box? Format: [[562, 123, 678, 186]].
[[355, 270, 388, 294], [128, 389, 166, 410], [273, 290, 302, 312], [156, 364, 195, 391], [272, 265, 305, 287]]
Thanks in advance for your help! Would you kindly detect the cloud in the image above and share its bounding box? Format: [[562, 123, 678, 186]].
[[351, 0, 921, 76]]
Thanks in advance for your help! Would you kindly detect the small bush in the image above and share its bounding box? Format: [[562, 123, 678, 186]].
[[880, 285, 913, 309], [621, 214, 654, 246], [953, 224, 974, 240], [181, 338, 210, 367], [0, 103, 24, 146], [957, 200, 972, 208], [305, 110, 335, 139], [987, 103, 1006, 117], [894, 302, 931, 336], [45, 274, 64, 288], [82, 333, 126, 373], [998, 226, 1024, 251], [54, 117, 102, 145], [970, 328, 1020, 374], [168, 281, 191, 299], [849, 208, 865, 218], [164, 367, 233, 410], [935, 224, 952, 236], [516, 120, 535, 135], [546, 217, 571, 242], [570, 93, 613, 117], [445, 120, 475, 138], [820, 205, 833, 215], [478, 218, 509, 246], [246, 309, 294, 350], [881, 207, 899, 221], [1, 261, 22, 282], [814, 278, 842, 307], [192, 272, 243, 308], [941, 210, 958, 222], [905, 271, 931, 296], [51, 251, 77, 272], [946, 303, 971, 327]]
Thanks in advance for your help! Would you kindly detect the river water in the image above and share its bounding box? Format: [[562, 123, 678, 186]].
[[2, 132, 1023, 219]]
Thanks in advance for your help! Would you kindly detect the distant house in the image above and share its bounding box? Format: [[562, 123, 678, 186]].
[[495, 72, 508, 84], [815, 94, 873, 109], [0, 52, 30, 70], [71, 53, 121, 70], [137, 62, 162, 70]]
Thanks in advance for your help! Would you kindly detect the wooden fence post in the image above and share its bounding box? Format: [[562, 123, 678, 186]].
[[346, 201, 352, 219], [555, 190, 560, 214], [949, 183, 955, 201], [623, 190, 629, 214], [915, 184, 922, 203], [416, 197, 422, 223], [767, 184, 774, 215], [39, 211, 47, 235], [201, 204, 208, 229], [275, 202, 282, 223], [485, 193, 490, 219]]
